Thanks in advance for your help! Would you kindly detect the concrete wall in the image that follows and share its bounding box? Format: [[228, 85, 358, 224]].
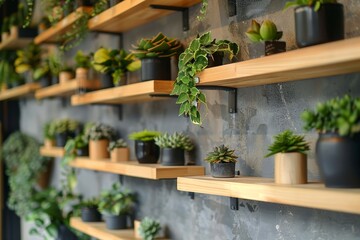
[[20, 0, 360, 239]]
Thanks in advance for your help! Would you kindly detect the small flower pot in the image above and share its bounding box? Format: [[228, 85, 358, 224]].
[[75, 68, 88, 81], [274, 152, 307, 184], [39, 75, 52, 87], [135, 140, 160, 164], [316, 133, 360, 188], [59, 71, 74, 84], [89, 139, 110, 160], [81, 207, 102, 222], [56, 225, 78, 240], [76, 147, 89, 157], [110, 148, 130, 162], [104, 214, 127, 230], [249, 41, 286, 59], [210, 162, 236, 178], [141, 57, 171, 81], [44, 139, 55, 148], [160, 147, 185, 166], [56, 132, 69, 147], [100, 73, 115, 89]]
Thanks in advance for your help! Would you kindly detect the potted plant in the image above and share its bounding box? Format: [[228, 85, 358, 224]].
[[44, 121, 56, 148], [128, 130, 161, 164], [48, 53, 62, 85], [284, 0, 344, 47], [33, 62, 51, 87], [74, 50, 91, 81], [85, 123, 114, 160], [131, 32, 182, 81], [154, 132, 194, 166], [108, 139, 129, 162], [204, 145, 238, 178], [245, 19, 285, 58], [98, 183, 135, 230], [80, 198, 101, 222], [59, 65, 75, 84], [302, 95, 360, 188], [136, 217, 162, 240], [53, 119, 80, 147], [14, 42, 42, 83], [171, 31, 239, 125], [265, 130, 310, 184]]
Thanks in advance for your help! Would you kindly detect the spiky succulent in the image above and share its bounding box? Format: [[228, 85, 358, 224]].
[[128, 130, 161, 142], [246, 19, 283, 43], [108, 139, 127, 152], [154, 132, 194, 151], [265, 130, 310, 157], [85, 123, 115, 141], [204, 145, 238, 163], [138, 217, 161, 240]]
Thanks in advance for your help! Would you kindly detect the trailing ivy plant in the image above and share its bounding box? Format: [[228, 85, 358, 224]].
[[171, 32, 239, 125], [197, 0, 208, 21]]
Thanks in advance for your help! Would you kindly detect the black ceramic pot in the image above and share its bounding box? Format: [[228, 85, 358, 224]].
[[56, 225, 78, 240], [141, 57, 171, 81], [210, 162, 236, 178], [104, 214, 127, 230], [316, 133, 360, 188], [39, 76, 52, 87], [207, 52, 223, 68], [135, 140, 160, 163], [101, 73, 115, 89], [77, 147, 89, 156], [161, 147, 185, 166], [56, 132, 69, 147], [81, 207, 101, 222], [294, 3, 344, 47]]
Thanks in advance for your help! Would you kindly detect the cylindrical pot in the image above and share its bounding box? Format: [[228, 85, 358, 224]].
[[207, 52, 223, 68], [104, 214, 127, 230], [160, 147, 185, 166], [294, 3, 344, 48], [56, 132, 69, 147], [81, 207, 102, 222], [39, 75, 52, 87], [135, 140, 160, 163], [76, 68, 88, 81], [100, 73, 115, 89], [44, 139, 55, 148], [59, 71, 74, 84], [274, 152, 307, 184], [316, 133, 360, 188], [37, 159, 53, 189], [110, 148, 130, 162], [210, 162, 236, 178], [141, 57, 171, 81], [76, 147, 89, 157], [89, 139, 110, 160], [56, 225, 78, 240]]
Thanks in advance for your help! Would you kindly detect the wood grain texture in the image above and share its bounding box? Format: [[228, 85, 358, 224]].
[[197, 37, 360, 88], [40, 146, 65, 157], [69, 157, 205, 180], [0, 35, 32, 50], [71, 80, 174, 106], [177, 176, 360, 214], [0, 83, 41, 101], [88, 0, 202, 33]]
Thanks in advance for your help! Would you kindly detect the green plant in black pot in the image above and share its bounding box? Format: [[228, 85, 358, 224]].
[[129, 130, 161, 164], [80, 197, 101, 222], [302, 95, 360, 188], [48, 53, 62, 84], [53, 119, 80, 147], [138, 217, 162, 240], [204, 144, 238, 178], [131, 32, 182, 81], [171, 31, 239, 125], [154, 132, 194, 166], [98, 183, 135, 230], [63, 134, 89, 165], [14, 42, 42, 82]]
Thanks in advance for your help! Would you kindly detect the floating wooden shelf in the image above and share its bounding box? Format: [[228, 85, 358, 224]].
[[69, 157, 205, 180], [197, 37, 360, 88], [177, 176, 360, 215], [88, 0, 201, 33], [40, 146, 65, 157], [34, 7, 92, 44], [0, 83, 41, 101], [71, 80, 174, 106], [0, 27, 37, 50]]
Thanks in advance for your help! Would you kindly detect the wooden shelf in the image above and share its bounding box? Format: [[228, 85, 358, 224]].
[[70, 218, 136, 240], [71, 80, 174, 106], [0, 83, 41, 101], [88, 0, 201, 33], [34, 7, 92, 44], [0, 36, 32, 50], [197, 37, 360, 88], [40, 146, 65, 157], [177, 176, 360, 215], [69, 157, 205, 180]]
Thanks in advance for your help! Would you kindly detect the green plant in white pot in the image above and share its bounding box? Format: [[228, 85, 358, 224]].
[[204, 145, 238, 178]]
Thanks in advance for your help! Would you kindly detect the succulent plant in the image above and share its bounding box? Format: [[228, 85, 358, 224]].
[[246, 19, 283, 43], [138, 217, 161, 240], [52, 119, 80, 134], [284, 0, 337, 11], [108, 139, 127, 152], [204, 145, 238, 163], [84, 123, 115, 141], [131, 32, 182, 59], [265, 130, 310, 157], [154, 132, 194, 151], [128, 130, 161, 142]]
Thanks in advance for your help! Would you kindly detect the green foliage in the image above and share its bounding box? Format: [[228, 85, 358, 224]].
[[80, 197, 100, 208], [302, 95, 360, 136], [91, 0, 108, 17], [74, 50, 91, 68], [48, 53, 62, 76], [84, 122, 115, 141], [0, 59, 23, 86], [64, 135, 89, 165], [52, 119, 80, 134], [44, 121, 56, 140], [14, 42, 42, 74], [138, 217, 161, 240], [108, 139, 127, 152], [204, 145, 238, 163], [197, 0, 208, 21], [265, 130, 310, 157], [128, 130, 161, 142], [33, 63, 50, 81], [131, 32, 182, 59], [154, 132, 194, 151], [171, 32, 239, 125], [1, 17, 9, 34], [98, 183, 135, 216], [284, 0, 337, 11], [246, 19, 283, 43]]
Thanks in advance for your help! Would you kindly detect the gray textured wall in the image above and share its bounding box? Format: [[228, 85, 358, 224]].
[[20, 0, 360, 239]]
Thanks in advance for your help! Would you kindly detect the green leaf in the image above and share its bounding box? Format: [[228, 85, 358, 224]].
[[189, 39, 200, 52], [198, 92, 206, 104], [199, 32, 212, 45], [176, 93, 188, 104]]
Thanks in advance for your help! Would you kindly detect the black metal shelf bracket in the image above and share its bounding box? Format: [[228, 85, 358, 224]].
[[197, 86, 237, 113], [150, 4, 189, 31], [188, 192, 195, 200], [230, 197, 239, 210]]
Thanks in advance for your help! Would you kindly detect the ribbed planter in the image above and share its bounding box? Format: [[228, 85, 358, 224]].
[[89, 139, 110, 160], [274, 152, 307, 184], [104, 214, 127, 230], [160, 147, 185, 166], [81, 207, 102, 222], [135, 140, 160, 163], [110, 148, 130, 162], [141, 57, 171, 81], [210, 162, 236, 178]]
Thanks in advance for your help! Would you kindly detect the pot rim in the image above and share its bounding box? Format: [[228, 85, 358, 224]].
[[294, 2, 343, 12]]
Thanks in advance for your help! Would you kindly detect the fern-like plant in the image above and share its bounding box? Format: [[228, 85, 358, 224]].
[[204, 145, 238, 163], [154, 132, 194, 151], [138, 217, 161, 240]]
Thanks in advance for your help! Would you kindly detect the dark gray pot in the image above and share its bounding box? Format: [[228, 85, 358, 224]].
[[141, 58, 171, 81], [135, 140, 160, 163], [210, 162, 236, 178], [56, 132, 69, 147], [76, 147, 89, 157], [104, 214, 127, 230], [161, 147, 185, 166], [81, 207, 101, 222], [56, 225, 78, 240], [249, 41, 286, 59], [101, 73, 115, 89]]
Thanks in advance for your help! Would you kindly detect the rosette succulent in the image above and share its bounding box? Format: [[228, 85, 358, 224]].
[[154, 132, 194, 151], [204, 145, 238, 163], [246, 19, 283, 43]]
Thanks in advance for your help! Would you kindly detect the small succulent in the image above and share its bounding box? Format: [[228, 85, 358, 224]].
[[204, 145, 238, 163], [85, 123, 115, 141], [245, 19, 283, 43], [52, 119, 80, 134], [265, 130, 310, 157], [128, 130, 161, 142], [284, 0, 337, 11], [108, 139, 127, 152], [138, 217, 161, 240], [154, 132, 194, 151]]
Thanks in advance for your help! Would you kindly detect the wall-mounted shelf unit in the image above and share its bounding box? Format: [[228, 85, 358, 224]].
[[69, 157, 205, 180], [0, 83, 41, 101], [34, 7, 92, 44], [71, 80, 174, 106], [40, 146, 65, 157], [197, 37, 360, 88], [177, 176, 360, 215]]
